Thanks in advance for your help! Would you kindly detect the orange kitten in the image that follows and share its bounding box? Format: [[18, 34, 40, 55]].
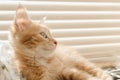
[[10, 4, 113, 80]]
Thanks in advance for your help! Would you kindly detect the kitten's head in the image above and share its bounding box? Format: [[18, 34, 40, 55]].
[[12, 4, 57, 56]]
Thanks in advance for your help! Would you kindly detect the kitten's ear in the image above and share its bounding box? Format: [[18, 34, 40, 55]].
[[14, 4, 31, 32], [40, 16, 47, 24]]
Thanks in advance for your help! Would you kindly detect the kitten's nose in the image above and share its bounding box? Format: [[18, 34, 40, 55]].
[[54, 41, 57, 45]]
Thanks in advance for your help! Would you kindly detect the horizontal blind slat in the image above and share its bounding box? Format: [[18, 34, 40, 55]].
[[52, 28, 120, 37], [32, 0, 120, 2], [2, 11, 120, 20], [72, 43, 120, 53], [57, 36, 120, 45], [1, 1, 120, 11], [1, 20, 120, 30]]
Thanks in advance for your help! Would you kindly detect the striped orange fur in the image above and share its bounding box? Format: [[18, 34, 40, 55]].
[[10, 4, 113, 80]]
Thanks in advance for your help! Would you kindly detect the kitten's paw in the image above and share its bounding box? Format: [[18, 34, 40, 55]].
[[104, 75, 113, 80], [100, 73, 113, 80]]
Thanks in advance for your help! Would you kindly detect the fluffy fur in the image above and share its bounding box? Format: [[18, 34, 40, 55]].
[[10, 4, 113, 80]]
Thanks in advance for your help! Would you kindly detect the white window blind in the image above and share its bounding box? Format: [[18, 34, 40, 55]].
[[0, 1, 120, 66]]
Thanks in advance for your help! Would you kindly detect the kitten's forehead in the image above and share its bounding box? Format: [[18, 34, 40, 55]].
[[39, 24, 49, 31], [39, 24, 48, 28]]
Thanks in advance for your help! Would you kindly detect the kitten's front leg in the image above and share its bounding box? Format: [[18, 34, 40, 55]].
[[61, 68, 101, 80], [76, 60, 113, 80]]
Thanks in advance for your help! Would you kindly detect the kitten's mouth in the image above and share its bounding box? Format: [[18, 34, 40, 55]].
[[41, 41, 57, 51], [42, 47, 53, 50], [42, 44, 56, 51]]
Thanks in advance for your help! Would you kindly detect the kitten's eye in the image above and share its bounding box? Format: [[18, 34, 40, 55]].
[[39, 32, 48, 38]]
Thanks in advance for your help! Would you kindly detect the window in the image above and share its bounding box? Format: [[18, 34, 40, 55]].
[[0, 0, 119, 65]]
